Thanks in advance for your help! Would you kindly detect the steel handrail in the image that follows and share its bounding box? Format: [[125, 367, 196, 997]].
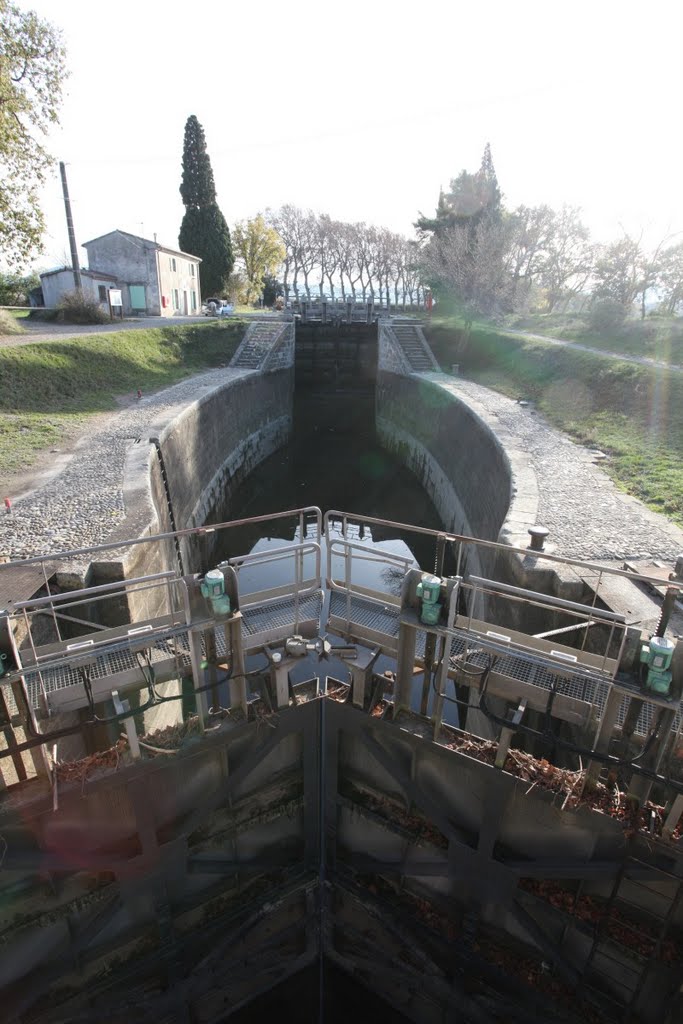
[[0, 507, 323, 571], [239, 585, 325, 606], [326, 536, 413, 583], [8, 571, 179, 612], [229, 540, 320, 572], [326, 577, 401, 605], [323, 509, 683, 593], [466, 575, 627, 626], [2, 621, 194, 683]]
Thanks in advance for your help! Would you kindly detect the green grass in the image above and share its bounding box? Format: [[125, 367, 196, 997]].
[[0, 320, 245, 475], [0, 309, 26, 335], [503, 312, 683, 364], [425, 315, 683, 525]]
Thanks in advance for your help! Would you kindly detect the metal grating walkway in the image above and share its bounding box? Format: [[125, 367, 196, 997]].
[[329, 590, 401, 639], [449, 642, 612, 705], [241, 593, 322, 636], [17, 593, 323, 711], [327, 591, 681, 739], [22, 634, 193, 710]]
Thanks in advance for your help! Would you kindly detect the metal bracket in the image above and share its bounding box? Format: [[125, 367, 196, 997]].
[[495, 698, 527, 769], [112, 689, 140, 760]]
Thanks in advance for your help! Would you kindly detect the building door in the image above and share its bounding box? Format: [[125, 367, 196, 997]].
[[183, 290, 188, 315], [129, 285, 146, 312]]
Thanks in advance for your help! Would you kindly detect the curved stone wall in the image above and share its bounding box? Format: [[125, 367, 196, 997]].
[[376, 372, 513, 542], [115, 367, 294, 610], [375, 367, 587, 618], [376, 371, 520, 582]]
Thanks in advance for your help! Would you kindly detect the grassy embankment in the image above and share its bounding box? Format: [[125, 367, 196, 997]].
[[425, 315, 683, 526], [0, 310, 27, 335], [502, 312, 683, 363], [0, 320, 244, 476]]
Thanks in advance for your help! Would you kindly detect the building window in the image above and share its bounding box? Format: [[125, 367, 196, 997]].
[[170, 257, 177, 272], [98, 285, 107, 302], [191, 290, 197, 311], [173, 289, 179, 309], [190, 263, 195, 277]]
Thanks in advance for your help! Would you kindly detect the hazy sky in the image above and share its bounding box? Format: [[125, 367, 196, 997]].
[[23, 0, 683, 269]]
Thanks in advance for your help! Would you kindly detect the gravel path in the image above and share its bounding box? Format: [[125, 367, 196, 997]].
[[2, 365, 681, 566], [0, 367, 252, 561], [427, 374, 683, 563], [0, 312, 277, 347], [0, 315, 207, 348]]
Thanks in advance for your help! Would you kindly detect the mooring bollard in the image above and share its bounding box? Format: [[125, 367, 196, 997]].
[[527, 526, 549, 552]]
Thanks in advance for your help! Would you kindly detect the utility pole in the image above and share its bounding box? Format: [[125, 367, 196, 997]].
[[59, 161, 82, 292]]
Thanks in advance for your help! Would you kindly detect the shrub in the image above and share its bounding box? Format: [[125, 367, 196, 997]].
[[588, 297, 628, 332], [56, 291, 109, 325], [0, 271, 40, 306]]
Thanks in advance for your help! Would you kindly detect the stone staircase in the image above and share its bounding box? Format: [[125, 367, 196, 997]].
[[390, 321, 439, 372], [230, 319, 289, 370]]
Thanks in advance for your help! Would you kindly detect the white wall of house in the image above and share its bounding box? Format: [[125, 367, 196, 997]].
[[156, 250, 201, 316]]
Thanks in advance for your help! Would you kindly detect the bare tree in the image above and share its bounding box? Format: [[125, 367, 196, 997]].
[[505, 204, 555, 307], [420, 217, 511, 316], [592, 233, 644, 309], [340, 223, 363, 300], [372, 227, 397, 307], [401, 240, 422, 309], [267, 204, 300, 303], [658, 242, 683, 315], [297, 210, 319, 300], [268, 207, 424, 307], [314, 214, 339, 299], [538, 206, 594, 312]]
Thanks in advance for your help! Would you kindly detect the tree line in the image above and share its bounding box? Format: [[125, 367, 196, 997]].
[[2, 3, 681, 324], [264, 207, 425, 308], [176, 115, 427, 308], [417, 144, 683, 320]]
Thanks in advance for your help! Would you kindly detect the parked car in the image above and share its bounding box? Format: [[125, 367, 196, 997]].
[[202, 298, 234, 317]]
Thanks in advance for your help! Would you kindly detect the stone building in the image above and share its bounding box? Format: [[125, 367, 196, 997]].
[[39, 267, 119, 310], [39, 230, 203, 317], [82, 229, 202, 316]]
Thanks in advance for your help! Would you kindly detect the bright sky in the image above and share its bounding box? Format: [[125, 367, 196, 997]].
[[24, 0, 683, 270]]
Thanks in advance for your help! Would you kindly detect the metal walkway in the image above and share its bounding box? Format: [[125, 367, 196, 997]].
[[1, 505, 682, 792]]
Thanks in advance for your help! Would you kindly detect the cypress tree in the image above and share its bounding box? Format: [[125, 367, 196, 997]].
[[416, 144, 502, 238], [180, 116, 216, 208], [178, 115, 233, 296], [477, 142, 502, 222]]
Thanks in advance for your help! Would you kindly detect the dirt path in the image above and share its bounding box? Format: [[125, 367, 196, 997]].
[[0, 315, 205, 348], [513, 328, 683, 373], [3, 396, 138, 502]]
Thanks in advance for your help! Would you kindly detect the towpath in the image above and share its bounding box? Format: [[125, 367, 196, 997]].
[[0, 311, 278, 347], [512, 328, 683, 374], [0, 315, 210, 347], [2, 365, 682, 567], [425, 372, 683, 563], [0, 367, 252, 561]]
